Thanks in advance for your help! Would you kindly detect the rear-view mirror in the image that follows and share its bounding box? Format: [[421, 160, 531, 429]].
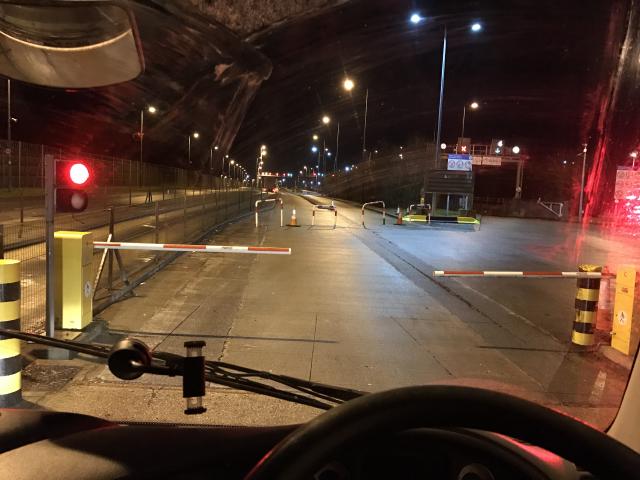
[[0, 0, 144, 88]]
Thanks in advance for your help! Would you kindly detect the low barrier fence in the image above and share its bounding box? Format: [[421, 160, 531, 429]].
[[1, 189, 255, 334], [361, 201, 386, 227], [312, 203, 337, 228], [434, 265, 637, 357], [255, 197, 283, 228]]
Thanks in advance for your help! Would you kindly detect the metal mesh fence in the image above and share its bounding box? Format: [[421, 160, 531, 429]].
[[0, 139, 228, 192], [0, 139, 254, 334]]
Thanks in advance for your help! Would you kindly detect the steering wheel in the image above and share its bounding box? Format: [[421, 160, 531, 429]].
[[245, 385, 640, 479]]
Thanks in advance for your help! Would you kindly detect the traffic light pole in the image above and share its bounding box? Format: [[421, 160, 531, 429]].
[[44, 154, 56, 337]]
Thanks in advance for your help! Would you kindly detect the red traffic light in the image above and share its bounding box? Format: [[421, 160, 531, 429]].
[[69, 162, 90, 185], [55, 160, 91, 213]]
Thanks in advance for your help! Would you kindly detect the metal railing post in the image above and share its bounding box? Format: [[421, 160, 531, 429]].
[[201, 192, 205, 232], [154, 202, 160, 244], [107, 207, 115, 290], [183, 194, 188, 241]]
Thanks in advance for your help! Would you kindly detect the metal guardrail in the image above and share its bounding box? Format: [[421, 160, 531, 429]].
[[312, 202, 337, 228], [537, 198, 564, 218], [406, 203, 432, 223], [361, 201, 386, 227], [2, 189, 255, 334], [255, 197, 284, 227]]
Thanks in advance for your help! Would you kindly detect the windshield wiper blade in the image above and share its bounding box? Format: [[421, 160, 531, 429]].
[[0, 328, 364, 411], [0, 327, 110, 358], [205, 359, 364, 402]]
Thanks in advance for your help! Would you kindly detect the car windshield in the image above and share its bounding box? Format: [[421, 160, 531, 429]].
[[0, 0, 639, 431]]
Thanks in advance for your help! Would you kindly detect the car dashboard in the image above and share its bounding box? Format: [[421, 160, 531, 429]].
[[0, 409, 590, 479]]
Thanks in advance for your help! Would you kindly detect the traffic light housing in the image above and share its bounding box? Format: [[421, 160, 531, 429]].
[[457, 137, 471, 154], [490, 139, 504, 155], [56, 160, 91, 213]]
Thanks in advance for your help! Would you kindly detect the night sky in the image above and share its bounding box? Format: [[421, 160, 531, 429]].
[[2, 0, 629, 199], [232, 0, 615, 173]]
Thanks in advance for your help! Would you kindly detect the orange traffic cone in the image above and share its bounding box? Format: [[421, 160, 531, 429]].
[[395, 206, 403, 225], [287, 209, 300, 227]]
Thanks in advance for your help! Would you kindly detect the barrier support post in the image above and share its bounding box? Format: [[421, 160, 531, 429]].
[[280, 200, 284, 227], [612, 265, 637, 355], [0, 259, 21, 407], [361, 201, 386, 227], [572, 264, 602, 347]]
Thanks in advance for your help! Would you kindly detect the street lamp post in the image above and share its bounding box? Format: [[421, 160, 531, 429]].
[[362, 88, 369, 162], [138, 105, 157, 189], [411, 15, 482, 201], [188, 132, 199, 165], [579, 144, 587, 220], [461, 101, 479, 139], [342, 78, 366, 166], [434, 27, 447, 174], [321, 116, 331, 177], [209, 145, 219, 172], [257, 145, 266, 189]]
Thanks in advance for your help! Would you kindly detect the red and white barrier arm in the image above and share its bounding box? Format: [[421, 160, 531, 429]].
[[433, 270, 610, 278], [94, 242, 291, 255]]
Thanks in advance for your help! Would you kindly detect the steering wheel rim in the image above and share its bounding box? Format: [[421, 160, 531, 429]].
[[245, 385, 640, 479]]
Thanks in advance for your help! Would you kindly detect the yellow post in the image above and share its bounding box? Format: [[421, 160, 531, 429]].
[[0, 259, 21, 406], [612, 266, 637, 355], [572, 264, 601, 346], [54, 231, 94, 330]]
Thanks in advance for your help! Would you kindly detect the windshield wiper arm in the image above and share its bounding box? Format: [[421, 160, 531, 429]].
[[0, 328, 364, 411]]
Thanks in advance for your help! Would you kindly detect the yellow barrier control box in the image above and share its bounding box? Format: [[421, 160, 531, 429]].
[[54, 231, 93, 330], [612, 265, 637, 356]]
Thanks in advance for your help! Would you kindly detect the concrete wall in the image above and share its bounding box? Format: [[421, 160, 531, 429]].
[[322, 145, 437, 208], [474, 198, 571, 221], [323, 144, 571, 221]]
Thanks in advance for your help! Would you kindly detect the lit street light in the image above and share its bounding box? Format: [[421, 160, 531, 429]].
[[512, 145, 521, 154], [579, 144, 588, 219], [412, 15, 483, 201], [339, 76, 369, 163], [257, 145, 267, 188], [322, 115, 331, 125], [188, 131, 199, 165], [137, 104, 158, 187], [440, 143, 447, 150], [461, 100, 479, 139], [311, 146, 318, 153], [312, 134, 319, 141]]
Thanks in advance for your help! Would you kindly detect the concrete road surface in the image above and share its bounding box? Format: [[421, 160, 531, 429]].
[[22, 192, 636, 429]]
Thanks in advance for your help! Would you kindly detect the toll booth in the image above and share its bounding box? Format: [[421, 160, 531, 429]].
[[54, 231, 93, 330], [424, 169, 474, 216]]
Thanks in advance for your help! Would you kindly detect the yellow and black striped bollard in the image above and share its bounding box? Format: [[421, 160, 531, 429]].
[[0, 259, 21, 406], [572, 264, 601, 346]]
